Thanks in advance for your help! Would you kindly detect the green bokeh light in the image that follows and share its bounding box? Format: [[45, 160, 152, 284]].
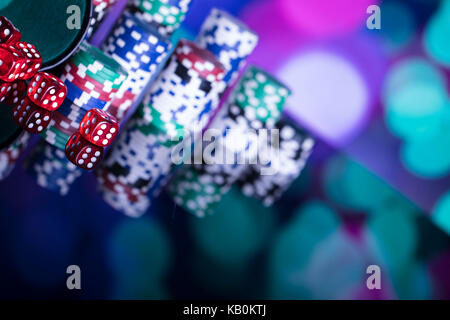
[[301, 230, 365, 299], [432, 191, 450, 235], [189, 186, 275, 268], [268, 201, 340, 299], [385, 104, 443, 141], [424, 0, 450, 66], [366, 209, 417, 273], [383, 58, 447, 140], [400, 115, 450, 178], [108, 219, 172, 297], [323, 155, 401, 213], [391, 262, 431, 300], [383, 58, 446, 99], [0, 0, 12, 10]]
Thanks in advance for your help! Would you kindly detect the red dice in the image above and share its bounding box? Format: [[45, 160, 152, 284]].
[[0, 17, 21, 45], [79, 109, 119, 147], [12, 97, 52, 134], [27, 72, 67, 111], [0, 44, 27, 82], [15, 42, 42, 80], [0, 80, 12, 103], [0, 79, 25, 104], [65, 132, 104, 170]]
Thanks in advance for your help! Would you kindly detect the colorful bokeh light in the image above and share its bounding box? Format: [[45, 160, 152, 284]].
[[278, 51, 369, 146]]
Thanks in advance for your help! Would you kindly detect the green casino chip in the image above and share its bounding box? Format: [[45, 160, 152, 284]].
[[142, 1, 186, 26], [135, 0, 188, 27], [135, 104, 185, 146], [168, 168, 223, 218], [71, 43, 127, 87], [40, 125, 71, 150], [233, 66, 291, 125], [74, 43, 127, 80]]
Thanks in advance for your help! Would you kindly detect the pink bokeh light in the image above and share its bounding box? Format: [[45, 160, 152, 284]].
[[240, 0, 386, 146], [240, 0, 306, 73], [278, 0, 379, 38]]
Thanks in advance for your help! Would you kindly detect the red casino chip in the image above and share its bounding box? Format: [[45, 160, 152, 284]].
[[175, 39, 225, 82], [110, 89, 136, 109], [108, 90, 136, 121], [96, 167, 147, 203], [93, 0, 117, 8], [61, 61, 119, 100], [52, 112, 79, 136]]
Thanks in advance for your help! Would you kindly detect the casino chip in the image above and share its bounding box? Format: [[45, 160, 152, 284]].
[[102, 9, 171, 121], [97, 39, 224, 216], [237, 117, 315, 207], [96, 165, 151, 218], [196, 9, 258, 84], [24, 140, 83, 196], [69, 42, 127, 91], [32, 42, 127, 195], [168, 168, 223, 218], [193, 8, 259, 134], [127, 0, 193, 36], [136, 39, 225, 140], [100, 186, 151, 218], [233, 66, 291, 128], [97, 116, 177, 215], [41, 120, 72, 150], [0, 131, 30, 180], [86, 0, 118, 40], [167, 102, 262, 217], [42, 42, 127, 151], [167, 65, 289, 217]]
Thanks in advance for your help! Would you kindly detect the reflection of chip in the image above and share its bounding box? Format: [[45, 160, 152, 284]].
[[0, 152, 9, 174]]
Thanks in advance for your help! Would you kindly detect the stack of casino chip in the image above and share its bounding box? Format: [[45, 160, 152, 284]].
[[41, 120, 72, 150], [167, 169, 222, 216], [41, 42, 127, 149], [167, 65, 290, 217], [233, 66, 290, 129], [134, 39, 225, 139], [236, 117, 315, 206], [127, 0, 193, 36], [96, 163, 151, 218], [0, 132, 30, 180], [86, 0, 118, 40], [167, 101, 262, 218], [193, 8, 259, 131], [97, 39, 225, 217], [102, 10, 171, 121], [96, 121, 172, 217], [196, 9, 259, 85], [24, 140, 83, 196]]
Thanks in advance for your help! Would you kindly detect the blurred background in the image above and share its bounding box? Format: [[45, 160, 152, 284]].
[[0, 0, 450, 299]]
